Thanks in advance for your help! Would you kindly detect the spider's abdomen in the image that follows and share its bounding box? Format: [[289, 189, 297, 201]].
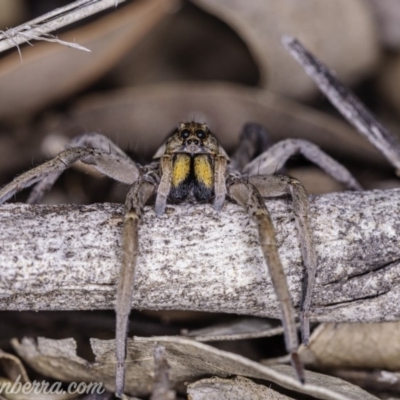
[[169, 154, 214, 202]]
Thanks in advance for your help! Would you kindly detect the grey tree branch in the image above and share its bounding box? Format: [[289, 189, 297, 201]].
[[0, 189, 399, 324], [0, 0, 128, 54], [282, 36, 400, 174]]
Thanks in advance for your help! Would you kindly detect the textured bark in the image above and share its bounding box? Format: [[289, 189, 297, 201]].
[[0, 189, 399, 324]]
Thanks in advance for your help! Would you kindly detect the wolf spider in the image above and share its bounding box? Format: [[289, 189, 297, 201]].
[[0, 122, 361, 397]]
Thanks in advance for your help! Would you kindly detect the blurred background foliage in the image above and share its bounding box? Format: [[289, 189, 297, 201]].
[[2, 0, 400, 204]]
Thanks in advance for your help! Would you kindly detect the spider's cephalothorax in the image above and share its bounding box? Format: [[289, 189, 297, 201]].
[[154, 122, 226, 204], [154, 122, 228, 215], [0, 122, 362, 397]]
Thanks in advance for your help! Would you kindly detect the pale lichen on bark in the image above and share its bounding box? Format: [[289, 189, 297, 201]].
[[0, 188, 399, 323]]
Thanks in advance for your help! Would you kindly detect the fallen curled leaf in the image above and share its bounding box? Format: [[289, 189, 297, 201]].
[[378, 53, 400, 116], [0, 0, 177, 121], [185, 317, 286, 342], [0, 135, 38, 177], [187, 376, 294, 400], [332, 369, 400, 394], [0, 349, 29, 384], [13, 336, 379, 399], [0, 349, 78, 400], [367, 0, 400, 50], [300, 322, 400, 370], [150, 345, 176, 400], [0, 0, 26, 28], [109, 2, 259, 89], [191, 0, 379, 99]]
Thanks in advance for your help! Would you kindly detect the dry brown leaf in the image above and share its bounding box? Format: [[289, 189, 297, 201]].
[[300, 322, 400, 370], [0, 0, 26, 29], [187, 376, 294, 400], [0, 135, 35, 178], [185, 318, 286, 342], [109, 2, 259, 88], [0, 350, 29, 385], [0, 0, 177, 121], [332, 369, 400, 394], [378, 54, 400, 116], [0, 349, 78, 400], [13, 336, 379, 400], [191, 0, 379, 99], [48, 82, 387, 165], [367, 0, 400, 49]]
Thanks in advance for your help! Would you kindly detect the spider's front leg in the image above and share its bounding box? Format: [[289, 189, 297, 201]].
[[115, 166, 158, 398], [0, 132, 146, 397], [0, 132, 140, 205], [0, 136, 140, 205], [227, 176, 305, 382], [154, 155, 172, 216]]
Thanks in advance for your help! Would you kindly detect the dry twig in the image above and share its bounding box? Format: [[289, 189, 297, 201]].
[[0, 189, 399, 323]]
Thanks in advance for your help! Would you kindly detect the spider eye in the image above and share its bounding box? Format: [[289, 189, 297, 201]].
[[180, 129, 190, 139], [196, 129, 206, 139]]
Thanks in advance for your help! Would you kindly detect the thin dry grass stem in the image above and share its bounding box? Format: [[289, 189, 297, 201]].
[[0, 0, 128, 56], [282, 35, 400, 174]]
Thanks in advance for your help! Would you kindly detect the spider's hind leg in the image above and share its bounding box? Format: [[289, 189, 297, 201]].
[[244, 138, 362, 190], [229, 123, 272, 173], [1, 132, 140, 204], [227, 176, 305, 383]]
